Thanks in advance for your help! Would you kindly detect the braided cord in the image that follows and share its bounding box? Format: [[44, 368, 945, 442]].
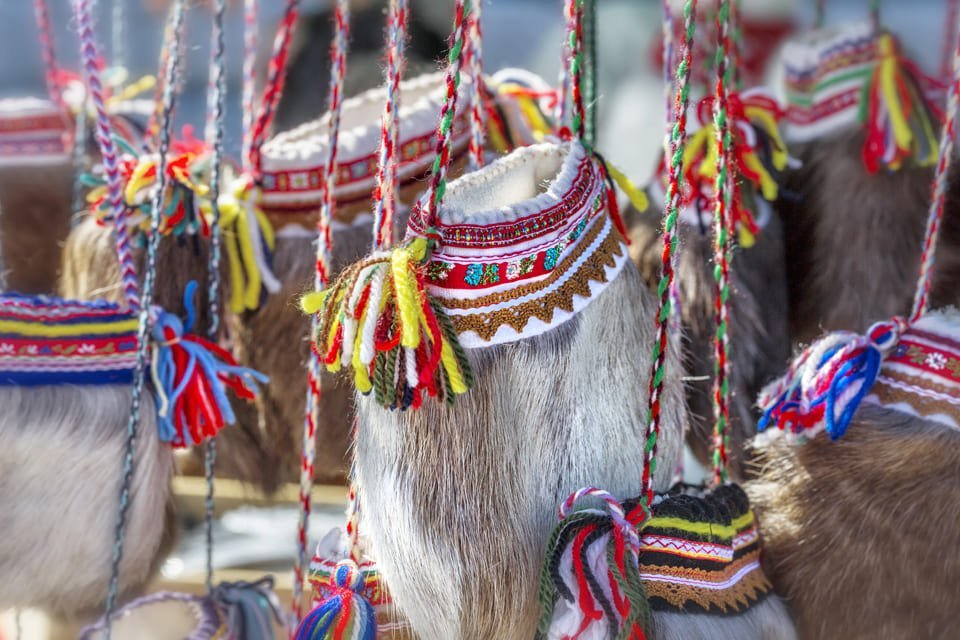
[[870, 0, 881, 31], [466, 0, 486, 169], [662, 0, 683, 337], [248, 0, 300, 175], [203, 0, 228, 595], [563, 0, 587, 139], [423, 0, 473, 228], [710, 0, 734, 486], [912, 4, 960, 321], [98, 0, 186, 632], [242, 0, 260, 174], [583, 0, 597, 146], [33, 0, 65, 111], [372, 0, 409, 250], [292, 0, 350, 628], [75, 0, 141, 311], [641, 0, 699, 507], [944, 0, 960, 83]]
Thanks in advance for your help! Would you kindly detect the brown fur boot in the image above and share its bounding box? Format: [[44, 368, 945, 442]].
[[747, 404, 960, 639], [0, 162, 74, 293]]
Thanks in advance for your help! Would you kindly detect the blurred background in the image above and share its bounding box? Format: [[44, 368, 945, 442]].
[[0, 0, 954, 637]]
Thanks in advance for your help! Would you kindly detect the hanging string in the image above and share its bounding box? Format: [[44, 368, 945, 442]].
[[710, 0, 734, 486], [242, 0, 259, 174], [71, 105, 89, 218], [583, 0, 598, 146], [33, 0, 66, 113], [292, 0, 350, 629], [203, 0, 228, 596], [90, 0, 186, 633], [662, 0, 684, 342], [870, 0, 881, 32], [640, 0, 699, 508], [372, 0, 409, 250], [562, 0, 588, 140], [466, 0, 486, 169], [247, 0, 300, 176], [911, 4, 960, 321], [943, 0, 960, 81], [731, 0, 743, 91], [815, 0, 827, 28], [112, 0, 126, 74], [75, 0, 141, 311], [556, 0, 573, 129], [423, 0, 473, 228]]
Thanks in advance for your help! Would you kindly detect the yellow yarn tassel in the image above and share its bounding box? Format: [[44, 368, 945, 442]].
[[605, 162, 649, 213], [302, 237, 473, 410]]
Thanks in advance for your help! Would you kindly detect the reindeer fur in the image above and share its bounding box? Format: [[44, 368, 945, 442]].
[[747, 404, 960, 639], [0, 386, 173, 616], [57, 216, 282, 487], [353, 263, 688, 640], [0, 161, 74, 293], [625, 200, 791, 479], [779, 131, 960, 343]]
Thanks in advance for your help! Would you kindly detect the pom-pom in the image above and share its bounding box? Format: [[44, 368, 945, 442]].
[[150, 281, 269, 447], [861, 33, 941, 174], [302, 236, 473, 410], [294, 560, 377, 640], [757, 317, 907, 441], [536, 488, 650, 640], [213, 577, 284, 640]]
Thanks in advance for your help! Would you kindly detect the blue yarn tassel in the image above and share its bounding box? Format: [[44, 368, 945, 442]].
[[294, 561, 377, 640], [150, 280, 268, 447]]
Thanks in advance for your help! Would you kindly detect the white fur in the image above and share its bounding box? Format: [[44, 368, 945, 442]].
[[354, 264, 686, 639], [0, 385, 173, 615]]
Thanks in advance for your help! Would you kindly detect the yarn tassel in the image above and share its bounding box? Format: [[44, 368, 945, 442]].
[[536, 488, 650, 640], [861, 33, 942, 174], [294, 561, 376, 640], [218, 177, 282, 313], [150, 281, 269, 447], [681, 88, 787, 247], [213, 577, 285, 640], [757, 317, 907, 441], [301, 236, 473, 410]]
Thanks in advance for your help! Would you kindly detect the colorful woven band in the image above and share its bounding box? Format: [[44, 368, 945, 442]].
[[0, 295, 138, 385], [866, 310, 960, 431], [782, 21, 879, 141], [638, 484, 771, 614], [782, 20, 942, 166], [0, 98, 71, 164], [260, 72, 472, 229], [407, 140, 628, 348]]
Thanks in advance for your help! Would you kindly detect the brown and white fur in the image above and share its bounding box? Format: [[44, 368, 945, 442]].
[[57, 217, 283, 488], [351, 146, 794, 639], [626, 192, 791, 480], [747, 403, 960, 639], [779, 131, 960, 343], [0, 385, 174, 616]]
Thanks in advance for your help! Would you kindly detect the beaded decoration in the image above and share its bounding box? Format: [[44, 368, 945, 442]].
[[781, 22, 941, 173]]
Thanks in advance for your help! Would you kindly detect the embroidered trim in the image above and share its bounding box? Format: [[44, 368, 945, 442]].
[[0, 98, 70, 163], [419, 142, 628, 347], [865, 315, 960, 430], [637, 484, 773, 615], [0, 295, 138, 385]]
